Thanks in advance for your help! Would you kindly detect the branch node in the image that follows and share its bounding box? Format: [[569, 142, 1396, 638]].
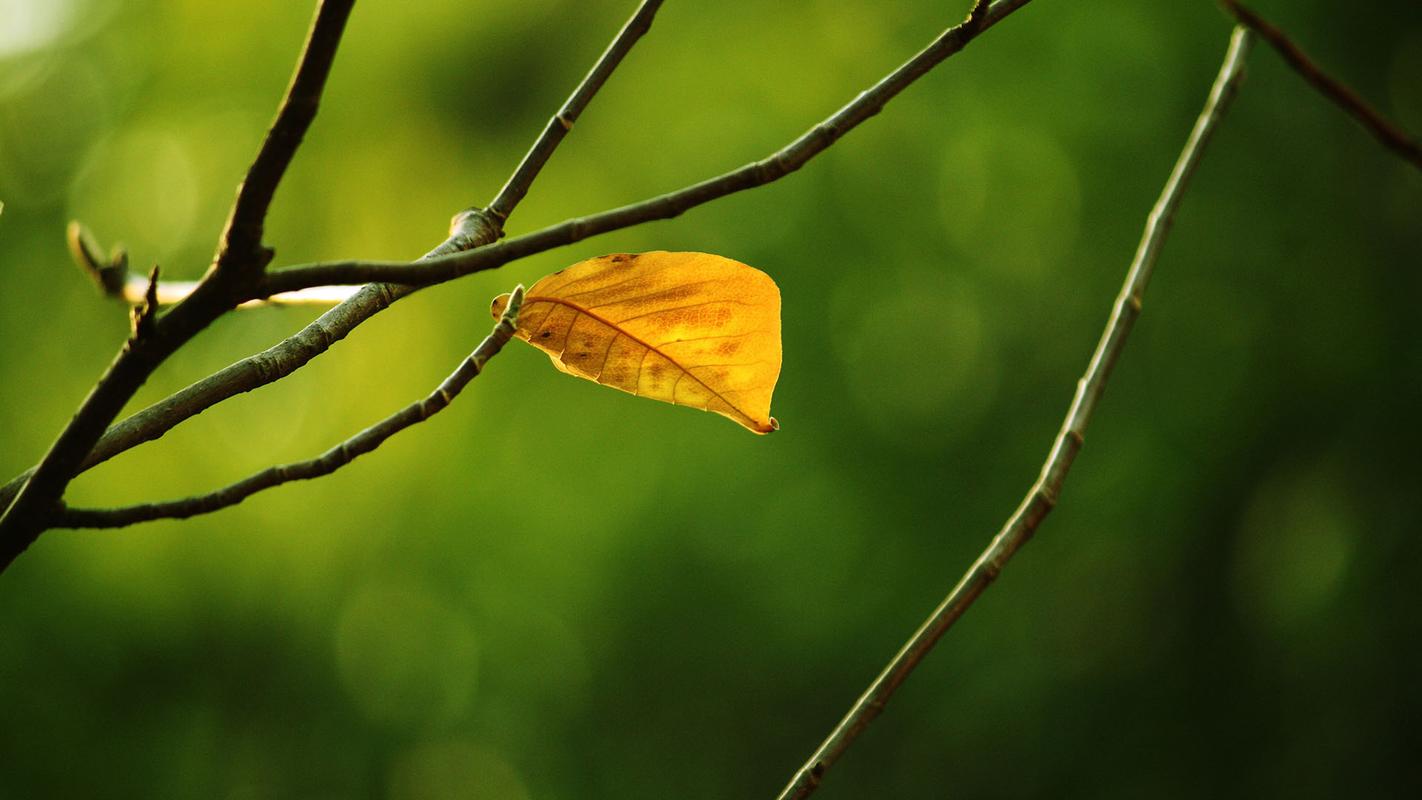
[[979, 555, 1003, 581], [966, 0, 990, 32], [1035, 484, 1059, 510], [436, 207, 505, 254]]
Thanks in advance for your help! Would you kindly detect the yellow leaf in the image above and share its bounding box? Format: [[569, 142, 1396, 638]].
[[491, 251, 782, 434]]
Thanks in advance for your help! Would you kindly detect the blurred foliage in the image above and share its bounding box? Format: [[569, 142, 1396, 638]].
[[2, 0, 1420, 797]]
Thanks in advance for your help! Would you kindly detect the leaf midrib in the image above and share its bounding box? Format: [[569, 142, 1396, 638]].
[[526, 295, 765, 427]]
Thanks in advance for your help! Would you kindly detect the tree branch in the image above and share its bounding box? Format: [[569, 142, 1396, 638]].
[[213, 0, 358, 273], [1221, 0, 1422, 171], [258, 0, 1035, 296], [0, 1, 667, 516], [487, 0, 664, 223], [0, 0, 358, 569], [53, 286, 524, 529], [0, 0, 1027, 526], [773, 25, 1255, 800]]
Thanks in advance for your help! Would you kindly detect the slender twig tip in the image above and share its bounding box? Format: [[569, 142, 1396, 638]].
[[129, 266, 161, 340], [503, 284, 526, 325], [67, 221, 127, 296], [144, 266, 160, 308], [67, 221, 97, 267]]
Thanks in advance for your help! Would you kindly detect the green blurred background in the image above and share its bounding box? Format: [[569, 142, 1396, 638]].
[[2, 0, 1420, 796]]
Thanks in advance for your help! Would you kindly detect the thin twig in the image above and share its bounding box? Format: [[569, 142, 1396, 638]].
[[772, 26, 1255, 800], [70, 221, 362, 307], [1, 213, 502, 520], [126, 276, 360, 307], [54, 287, 525, 529], [1221, 0, 1422, 170], [487, 0, 664, 222], [214, 0, 358, 272], [0, 0, 1030, 525], [0, 0, 359, 568], [258, 0, 1034, 296]]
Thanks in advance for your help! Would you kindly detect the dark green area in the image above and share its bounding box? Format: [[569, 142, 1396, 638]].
[[2, 1, 1420, 797]]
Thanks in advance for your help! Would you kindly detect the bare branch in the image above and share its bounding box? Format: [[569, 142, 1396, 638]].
[[488, 0, 665, 222], [214, 0, 358, 273], [0, 0, 359, 566], [55, 287, 525, 529], [773, 26, 1255, 800], [259, 0, 1035, 296], [3, 0, 1027, 563], [1221, 0, 1422, 171], [0, 0, 667, 544], [0, 267, 246, 562]]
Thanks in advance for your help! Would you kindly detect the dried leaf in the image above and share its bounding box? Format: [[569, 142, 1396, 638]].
[[491, 251, 781, 434]]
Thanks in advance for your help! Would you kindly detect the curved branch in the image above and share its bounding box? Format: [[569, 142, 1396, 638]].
[[773, 26, 1255, 800], [55, 287, 524, 529], [258, 0, 1034, 296]]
